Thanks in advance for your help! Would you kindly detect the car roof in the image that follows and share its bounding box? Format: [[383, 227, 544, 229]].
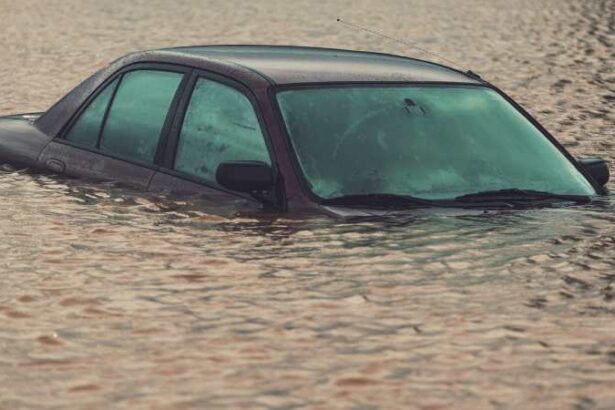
[[156, 45, 480, 85], [35, 45, 481, 137]]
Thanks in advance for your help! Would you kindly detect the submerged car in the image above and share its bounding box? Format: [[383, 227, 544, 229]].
[[0, 45, 609, 216]]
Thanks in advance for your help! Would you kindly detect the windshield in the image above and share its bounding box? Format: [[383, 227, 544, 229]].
[[276, 85, 596, 201]]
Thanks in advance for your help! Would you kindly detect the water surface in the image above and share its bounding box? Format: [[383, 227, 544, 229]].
[[0, 0, 614, 408]]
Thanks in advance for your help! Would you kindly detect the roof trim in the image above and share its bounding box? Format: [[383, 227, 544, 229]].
[[159, 44, 479, 84]]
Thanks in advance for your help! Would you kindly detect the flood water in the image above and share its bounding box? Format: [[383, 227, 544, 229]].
[[1, 0, 615, 408]]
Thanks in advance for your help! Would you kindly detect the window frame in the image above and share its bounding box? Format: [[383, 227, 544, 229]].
[[57, 63, 192, 171], [63, 76, 120, 149], [269, 81, 605, 204], [156, 69, 278, 193]]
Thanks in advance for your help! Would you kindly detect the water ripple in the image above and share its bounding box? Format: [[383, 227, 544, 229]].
[[1, 0, 615, 408]]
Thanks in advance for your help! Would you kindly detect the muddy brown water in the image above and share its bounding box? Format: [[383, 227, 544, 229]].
[[1, 0, 615, 408]]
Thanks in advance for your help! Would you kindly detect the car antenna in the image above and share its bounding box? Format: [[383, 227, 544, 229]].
[[336, 17, 482, 80]]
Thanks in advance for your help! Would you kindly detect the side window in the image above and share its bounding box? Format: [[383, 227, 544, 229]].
[[100, 70, 183, 163], [65, 78, 119, 148], [174, 78, 271, 185]]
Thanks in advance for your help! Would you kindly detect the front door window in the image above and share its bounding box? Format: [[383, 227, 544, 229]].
[[174, 78, 270, 186]]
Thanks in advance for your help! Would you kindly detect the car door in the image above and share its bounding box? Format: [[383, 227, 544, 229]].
[[148, 72, 275, 204], [38, 64, 189, 189]]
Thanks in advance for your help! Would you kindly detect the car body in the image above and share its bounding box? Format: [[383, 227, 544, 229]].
[[0, 45, 609, 217]]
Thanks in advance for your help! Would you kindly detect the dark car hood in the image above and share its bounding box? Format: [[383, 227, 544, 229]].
[[320, 204, 495, 218]]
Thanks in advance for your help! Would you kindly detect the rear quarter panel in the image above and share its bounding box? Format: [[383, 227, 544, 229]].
[[0, 116, 51, 168]]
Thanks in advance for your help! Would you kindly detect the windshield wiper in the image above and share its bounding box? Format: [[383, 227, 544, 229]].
[[322, 190, 590, 210], [321, 193, 441, 209], [455, 188, 590, 204]]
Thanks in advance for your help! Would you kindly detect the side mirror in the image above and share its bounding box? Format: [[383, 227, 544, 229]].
[[578, 156, 610, 187], [216, 160, 274, 195]]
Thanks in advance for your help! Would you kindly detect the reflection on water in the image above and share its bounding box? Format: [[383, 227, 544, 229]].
[[1, 0, 615, 408]]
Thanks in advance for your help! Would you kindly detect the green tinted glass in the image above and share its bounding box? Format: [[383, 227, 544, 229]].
[[101, 70, 182, 163], [277, 86, 595, 199], [65, 78, 118, 147], [175, 78, 270, 184]]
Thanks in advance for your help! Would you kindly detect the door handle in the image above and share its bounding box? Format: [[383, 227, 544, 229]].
[[46, 158, 65, 173]]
